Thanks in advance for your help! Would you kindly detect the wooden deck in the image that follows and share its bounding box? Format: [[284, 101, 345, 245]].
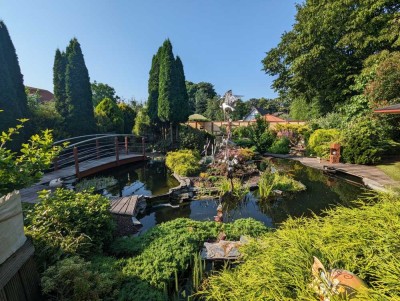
[[110, 195, 141, 216], [266, 154, 400, 191], [20, 153, 147, 204]]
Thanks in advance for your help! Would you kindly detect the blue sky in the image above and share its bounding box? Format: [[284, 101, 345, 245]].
[[1, 0, 298, 103]]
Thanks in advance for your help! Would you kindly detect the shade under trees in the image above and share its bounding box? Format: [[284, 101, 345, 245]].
[[0, 21, 29, 138], [53, 38, 96, 137]]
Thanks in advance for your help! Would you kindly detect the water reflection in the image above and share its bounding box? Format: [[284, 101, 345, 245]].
[[137, 158, 366, 232], [87, 158, 367, 234], [83, 161, 179, 197]]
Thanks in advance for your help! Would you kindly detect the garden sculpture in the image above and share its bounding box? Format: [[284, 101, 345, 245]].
[[220, 89, 242, 163], [311, 256, 367, 300], [49, 178, 63, 188], [214, 203, 223, 223], [220, 90, 241, 115]]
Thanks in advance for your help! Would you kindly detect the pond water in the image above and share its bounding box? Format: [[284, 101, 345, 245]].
[[77, 161, 179, 197], [80, 158, 367, 234]]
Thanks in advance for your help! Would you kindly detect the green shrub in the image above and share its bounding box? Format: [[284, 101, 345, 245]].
[[0, 117, 62, 196], [233, 117, 276, 153], [25, 189, 115, 270], [307, 128, 341, 158], [179, 124, 214, 152], [41, 256, 120, 301], [165, 149, 200, 176], [232, 126, 251, 139], [268, 137, 291, 154], [95, 97, 124, 133], [201, 193, 400, 300], [111, 218, 268, 297], [233, 138, 253, 148], [247, 117, 276, 153], [341, 118, 388, 164], [237, 148, 255, 161]]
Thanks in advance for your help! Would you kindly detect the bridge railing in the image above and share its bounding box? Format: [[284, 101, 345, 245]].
[[52, 134, 147, 173]]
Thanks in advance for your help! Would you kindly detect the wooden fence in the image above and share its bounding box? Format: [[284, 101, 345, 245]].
[[186, 120, 306, 135]]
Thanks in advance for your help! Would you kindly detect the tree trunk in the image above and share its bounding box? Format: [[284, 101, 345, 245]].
[[170, 122, 173, 144]]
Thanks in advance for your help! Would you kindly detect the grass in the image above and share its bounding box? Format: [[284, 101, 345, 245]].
[[377, 161, 400, 181], [200, 192, 400, 300]]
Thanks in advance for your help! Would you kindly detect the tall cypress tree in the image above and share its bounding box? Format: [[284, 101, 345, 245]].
[[147, 47, 162, 124], [174, 56, 189, 123], [0, 21, 28, 134], [158, 39, 177, 123], [64, 38, 95, 136], [53, 49, 68, 118]]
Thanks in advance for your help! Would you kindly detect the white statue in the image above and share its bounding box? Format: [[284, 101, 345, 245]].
[[220, 90, 239, 114]]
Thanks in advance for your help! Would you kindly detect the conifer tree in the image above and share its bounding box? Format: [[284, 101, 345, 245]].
[[64, 38, 95, 136], [157, 39, 177, 123], [174, 56, 189, 123], [0, 21, 28, 134], [53, 49, 67, 118], [147, 47, 162, 124]]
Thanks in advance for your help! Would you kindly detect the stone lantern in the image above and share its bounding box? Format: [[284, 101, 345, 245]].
[[329, 143, 341, 164]]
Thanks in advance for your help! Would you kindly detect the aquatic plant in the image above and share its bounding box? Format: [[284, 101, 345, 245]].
[[200, 192, 400, 300], [216, 178, 249, 200], [258, 171, 306, 199], [75, 176, 118, 192]]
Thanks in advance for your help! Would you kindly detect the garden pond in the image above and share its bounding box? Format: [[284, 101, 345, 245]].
[[75, 159, 366, 234]]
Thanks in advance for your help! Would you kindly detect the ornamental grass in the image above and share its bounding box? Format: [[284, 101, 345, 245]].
[[200, 192, 400, 300]]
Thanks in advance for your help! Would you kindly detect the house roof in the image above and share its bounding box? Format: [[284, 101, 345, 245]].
[[374, 103, 400, 114], [254, 107, 269, 116], [26, 86, 54, 102], [264, 114, 286, 122]]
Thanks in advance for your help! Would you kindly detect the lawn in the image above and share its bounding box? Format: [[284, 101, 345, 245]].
[[377, 159, 400, 181]]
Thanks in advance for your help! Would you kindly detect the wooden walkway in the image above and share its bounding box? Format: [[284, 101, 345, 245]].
[[266, 154, 400, 191], [110, 195, 141, 216], [40, 153, 146, 184], [20, 153, 147, 204]]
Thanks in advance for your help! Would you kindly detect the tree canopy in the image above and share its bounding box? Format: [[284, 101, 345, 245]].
[[91, 81, 120, 107], [263, 0, 400, 118], [0, 21, 29, 141], [53, 38, 96, 137], [94, 97, 124, 133]]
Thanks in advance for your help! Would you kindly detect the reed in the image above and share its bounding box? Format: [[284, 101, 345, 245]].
[[216, 178, 249, 200]]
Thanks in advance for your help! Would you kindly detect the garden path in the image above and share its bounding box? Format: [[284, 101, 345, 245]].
[[265, 154, 400, 192]]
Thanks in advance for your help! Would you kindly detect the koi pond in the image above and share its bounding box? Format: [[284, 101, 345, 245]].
[[75, 159, 366, 235]]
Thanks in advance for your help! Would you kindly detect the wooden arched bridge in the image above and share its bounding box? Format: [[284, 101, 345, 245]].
[[21, 134, 149, 203]]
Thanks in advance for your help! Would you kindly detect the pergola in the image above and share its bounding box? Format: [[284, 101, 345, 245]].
[[374, 103, 400, 114]]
